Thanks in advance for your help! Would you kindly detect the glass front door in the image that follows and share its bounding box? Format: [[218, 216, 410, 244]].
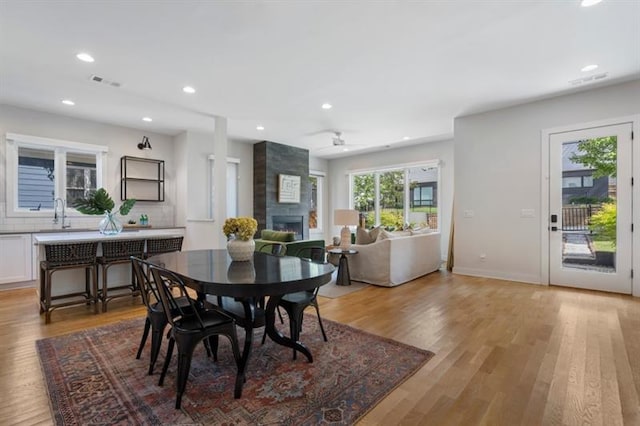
[[549, 123, 632, 294]]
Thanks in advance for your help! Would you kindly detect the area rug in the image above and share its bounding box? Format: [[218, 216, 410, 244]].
[[37, 315, 434, 425], [317, 280, 369, 298]]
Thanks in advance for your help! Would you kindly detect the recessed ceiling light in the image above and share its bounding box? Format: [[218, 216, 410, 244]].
[[403, 136, 410, 140], [61, 99, 75, 106], [256, 125, 265, 131], [321, 103, 332, 110], [581, 64, 599, 72], [581, 0, 602, 6], [183, 86, 196, 94], [142, 117, 153, 122], [76, 52, 94, 63]]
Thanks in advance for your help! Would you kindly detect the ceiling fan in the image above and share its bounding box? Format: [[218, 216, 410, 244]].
[[312, 131, 365, 155]]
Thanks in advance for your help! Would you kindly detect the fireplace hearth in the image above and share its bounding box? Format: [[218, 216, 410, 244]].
[[272, 215, 303, 240]]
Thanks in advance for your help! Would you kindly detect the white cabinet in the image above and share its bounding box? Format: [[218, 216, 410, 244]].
[[0, 234, 32, 284]]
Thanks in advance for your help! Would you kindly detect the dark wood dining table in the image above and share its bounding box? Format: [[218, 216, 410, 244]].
[[142, 249, 335, 398]]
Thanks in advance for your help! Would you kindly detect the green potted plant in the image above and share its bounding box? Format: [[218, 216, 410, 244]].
[[73, 188, 136, 235]]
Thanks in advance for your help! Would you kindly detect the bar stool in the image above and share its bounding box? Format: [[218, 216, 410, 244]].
[[39, 241, 99, 324], [145, 236, 184, 259], [98, 239, 146, 312]]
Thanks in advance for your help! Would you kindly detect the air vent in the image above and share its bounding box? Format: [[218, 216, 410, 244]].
[[569, 72, 608, 86], [89, 74, 122, 88]]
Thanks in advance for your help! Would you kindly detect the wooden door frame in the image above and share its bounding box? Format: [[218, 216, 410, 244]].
[[540, 114, 640, 296]]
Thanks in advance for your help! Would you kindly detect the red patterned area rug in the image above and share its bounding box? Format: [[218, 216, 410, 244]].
[[37, 316, 434, 425]]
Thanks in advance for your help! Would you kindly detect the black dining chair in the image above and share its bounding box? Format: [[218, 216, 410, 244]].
[[261, 246, 328, 359], [256, 242, 287, 256], [150, 265, 242, 408], [132, 257, 200, 375]]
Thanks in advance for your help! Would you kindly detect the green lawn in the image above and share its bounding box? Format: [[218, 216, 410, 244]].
[[593, 239, 615, 253]]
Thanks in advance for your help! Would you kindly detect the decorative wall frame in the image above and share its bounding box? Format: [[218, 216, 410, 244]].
[[278, 174, 301, 203]]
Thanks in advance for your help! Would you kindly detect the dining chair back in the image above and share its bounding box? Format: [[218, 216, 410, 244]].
[[150, 265, 242, 408], [256, 242, 286, 256], [292, 246, 326, 263], [132, 256, 175, 375]]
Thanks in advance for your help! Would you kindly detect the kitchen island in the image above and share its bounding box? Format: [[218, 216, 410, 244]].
[[33, 228, 184, 245], [33, 228, 185, 307]]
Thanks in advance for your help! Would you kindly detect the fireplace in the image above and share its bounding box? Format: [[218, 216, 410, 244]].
[[272, 215, 304, 240]]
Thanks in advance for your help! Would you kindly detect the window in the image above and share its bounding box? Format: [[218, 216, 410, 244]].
[[351, 161, 440, 230], [66, 153, 97, 202], [209, 156, 240, 219], [17, 147, 55, 209], [6, 133, 107, 217], [562, 176, 582, 188], [309, 172, 324, 231], [562, 175, 594, 188]]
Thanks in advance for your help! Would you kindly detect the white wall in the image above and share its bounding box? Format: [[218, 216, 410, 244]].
[[173, 131, 254, 250], [453, 79, 640, 288], [327, 139, 454, 259], [0, 104, 176, 232]]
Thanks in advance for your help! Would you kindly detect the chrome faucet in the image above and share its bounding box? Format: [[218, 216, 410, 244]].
[[53, 198, 70, 229]]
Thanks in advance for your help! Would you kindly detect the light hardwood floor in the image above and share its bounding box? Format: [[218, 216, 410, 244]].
[[1, 272, 638, 425]]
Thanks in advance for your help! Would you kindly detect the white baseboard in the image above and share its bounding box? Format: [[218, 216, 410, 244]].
[[0, 279, 36, 291], [452, 267, 544, 285]]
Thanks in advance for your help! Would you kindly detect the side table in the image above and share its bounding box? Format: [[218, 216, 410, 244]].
[[328, 248, 358, 286]]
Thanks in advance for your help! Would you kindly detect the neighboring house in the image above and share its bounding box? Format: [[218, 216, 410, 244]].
[[561, 141, 610, 205], [409, 167, 438, 209]]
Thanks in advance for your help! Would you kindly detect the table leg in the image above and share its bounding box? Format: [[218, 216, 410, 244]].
[[265, 295, 313, 363], [336, 253, 351, 286], [234, 300, 255, 398]]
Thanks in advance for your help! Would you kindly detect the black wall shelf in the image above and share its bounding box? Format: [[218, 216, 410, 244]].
[[121, 156, 165, 202]]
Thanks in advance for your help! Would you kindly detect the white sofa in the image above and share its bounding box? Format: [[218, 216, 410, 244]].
[[345, 231, 441, 287]]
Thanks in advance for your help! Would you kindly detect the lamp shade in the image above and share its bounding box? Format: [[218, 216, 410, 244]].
[[334, 209, 359, 226]]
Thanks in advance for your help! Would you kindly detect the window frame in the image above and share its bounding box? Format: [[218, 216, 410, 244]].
[[348, 160, 441, 230], [208, 155, 240, 220], [5, 133, 108, 218], [309, 170, 325, 233]]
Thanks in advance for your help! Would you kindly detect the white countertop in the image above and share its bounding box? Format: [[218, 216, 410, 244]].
[[33, 228, 184, 245]]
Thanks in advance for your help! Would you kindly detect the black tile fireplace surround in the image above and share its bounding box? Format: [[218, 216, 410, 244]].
[[272, 215, 303, 240]]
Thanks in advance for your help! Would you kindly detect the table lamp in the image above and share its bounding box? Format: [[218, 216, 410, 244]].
[[334, 209, 359, 249]]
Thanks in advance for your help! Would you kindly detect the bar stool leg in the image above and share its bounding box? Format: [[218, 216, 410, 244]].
[[91, 266, 99, 314], [39, 264, 46, 314], [101, 265, 108, 313], [45, 270, 54, 324]]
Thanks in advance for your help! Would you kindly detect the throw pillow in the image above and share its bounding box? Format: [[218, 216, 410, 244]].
[[355, 226, 381, 245], [376, 229, 397, 241], [410, 227, 433, 235]]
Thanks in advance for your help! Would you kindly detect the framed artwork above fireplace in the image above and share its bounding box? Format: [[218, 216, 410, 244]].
[[278, 174, 300, 203]]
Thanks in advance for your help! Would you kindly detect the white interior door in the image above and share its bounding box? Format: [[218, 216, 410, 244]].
[[549, 123, 632, 294]]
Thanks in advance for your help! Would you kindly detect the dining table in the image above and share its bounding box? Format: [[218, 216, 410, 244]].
[[141, 249, 335, 398]]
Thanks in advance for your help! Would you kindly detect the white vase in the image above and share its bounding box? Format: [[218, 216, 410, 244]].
[[227, 238, 255, 261], [99, 212, 123, 235]]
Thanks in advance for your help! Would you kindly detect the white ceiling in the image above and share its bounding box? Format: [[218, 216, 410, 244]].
[[1, 1, 639, 158]]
